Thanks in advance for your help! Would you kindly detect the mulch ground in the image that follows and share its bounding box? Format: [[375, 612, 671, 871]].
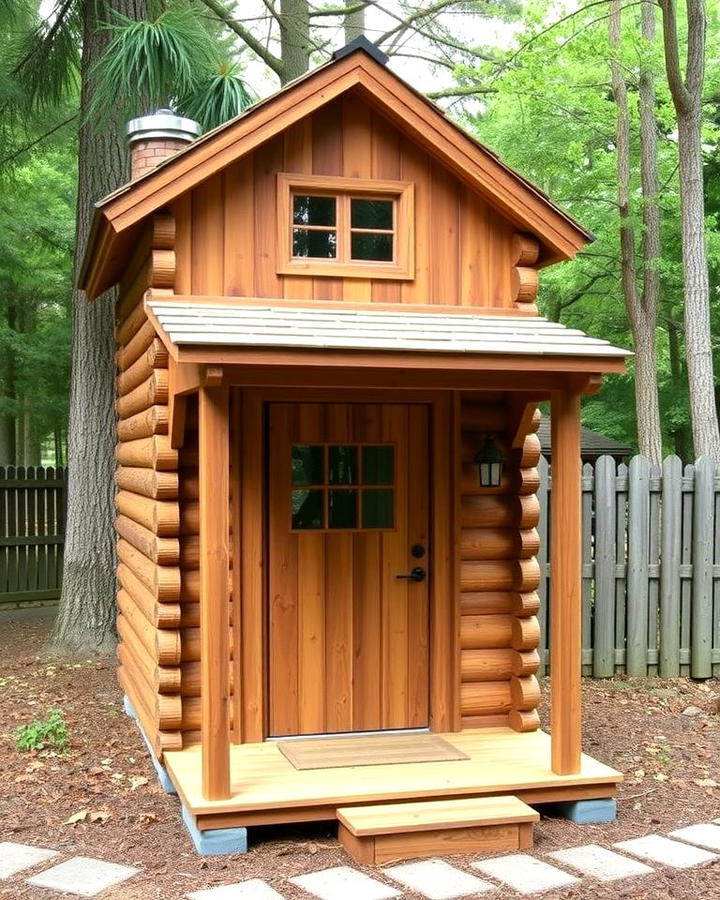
[[0, 607, 719, 899]]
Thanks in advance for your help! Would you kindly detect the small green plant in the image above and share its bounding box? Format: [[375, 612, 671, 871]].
[[16, 708, 69, 754]]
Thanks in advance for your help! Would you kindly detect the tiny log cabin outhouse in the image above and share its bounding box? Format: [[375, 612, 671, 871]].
[[80, 39, 628, 857]]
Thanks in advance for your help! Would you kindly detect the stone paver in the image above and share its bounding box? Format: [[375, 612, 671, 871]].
[[383, 859, 494, 899], [472, 854, 579, 894], [290, 866, 401, 900], [188, 879, 285, 899], [548, 844, 654, 881], [669, 823, 720, 851], [0, 842, 59, 880], [26, 856, 140, 897], [614, 835, 718, 869]]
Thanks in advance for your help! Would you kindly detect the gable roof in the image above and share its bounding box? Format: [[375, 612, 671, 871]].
[[80, 42, 594, 299]]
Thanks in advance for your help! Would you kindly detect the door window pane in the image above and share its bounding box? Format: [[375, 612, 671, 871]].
[[362, 445, 394, 485], [293, 194, 336, 226], [293, 229, 337, 258], [351, 198, 393, 230], [329, 445, 358, 484], [351, 232, 393, 261], [329, 489, 357, 528], [362, 489, 394, 529], [292, 445, 324, 485], [292, 489, 324, 529]]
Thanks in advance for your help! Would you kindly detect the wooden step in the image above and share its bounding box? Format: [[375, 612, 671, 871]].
[[337, 795, 539, 865]]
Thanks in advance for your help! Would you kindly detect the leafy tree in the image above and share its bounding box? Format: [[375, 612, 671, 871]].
[[460, 0, 719, 457], [659, 0, 720, 460]]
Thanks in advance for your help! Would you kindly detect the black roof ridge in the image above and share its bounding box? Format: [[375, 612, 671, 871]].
[[332, 35, 389, 66]]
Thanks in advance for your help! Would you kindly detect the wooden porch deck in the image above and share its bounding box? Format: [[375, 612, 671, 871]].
[[164, 729, 622, 830]]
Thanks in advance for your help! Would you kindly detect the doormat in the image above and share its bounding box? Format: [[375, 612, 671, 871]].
[[278, 733, 470, 770]]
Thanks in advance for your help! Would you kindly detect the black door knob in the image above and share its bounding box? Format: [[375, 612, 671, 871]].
[[396, 566, 426, 582]]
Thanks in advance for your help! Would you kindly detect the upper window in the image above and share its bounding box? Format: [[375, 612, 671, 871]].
[[277, 174, 414, 280]]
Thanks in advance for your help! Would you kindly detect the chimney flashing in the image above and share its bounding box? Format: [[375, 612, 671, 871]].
[[127, 108, 202, 145]]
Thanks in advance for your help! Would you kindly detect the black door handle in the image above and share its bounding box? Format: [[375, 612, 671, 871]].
[[396, 566, 426, 582]]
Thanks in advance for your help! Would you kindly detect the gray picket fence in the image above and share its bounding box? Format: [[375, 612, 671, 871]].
[[537, 454, 720, 679], [0, 466, 67, 606]]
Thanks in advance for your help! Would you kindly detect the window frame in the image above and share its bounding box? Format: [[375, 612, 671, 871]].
[[277, 173, 415, 280], [290, 441, 397, 533]]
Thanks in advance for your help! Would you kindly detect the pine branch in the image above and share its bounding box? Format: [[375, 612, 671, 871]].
[[0, 114, 77, 168], [426, 84, 498, 99], [374, 0, 465, 49], [309, 1, 371, 17], [198, 0, 284, 76]]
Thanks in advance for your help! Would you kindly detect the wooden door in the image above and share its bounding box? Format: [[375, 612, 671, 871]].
[[267, 402, 430, 737]]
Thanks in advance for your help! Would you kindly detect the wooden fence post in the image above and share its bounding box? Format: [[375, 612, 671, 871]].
[[594, 456, 616, 677], [691, 456, 714, 678], [626, 456, 650, 675], [660, 455, 682, 677]]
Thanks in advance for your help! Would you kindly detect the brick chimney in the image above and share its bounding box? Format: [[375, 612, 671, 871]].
[[126, 109, 201, 180]]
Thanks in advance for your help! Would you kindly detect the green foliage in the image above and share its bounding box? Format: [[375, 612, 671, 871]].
[[11, 0, 82, 113], [0, 142, 74, 457], [456, 0, 720, 457], [178, 61, 256, 132], [89, 1, 219, 122], [89, 0, 255, 130], [16, 708, 69, 753]]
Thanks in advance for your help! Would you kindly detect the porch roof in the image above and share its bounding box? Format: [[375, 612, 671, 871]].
[[147, 300, 630, 363]]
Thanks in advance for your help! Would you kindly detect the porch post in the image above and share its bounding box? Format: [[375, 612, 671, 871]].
[[199, 385, 231, 800], [550, 389, 582, 775]]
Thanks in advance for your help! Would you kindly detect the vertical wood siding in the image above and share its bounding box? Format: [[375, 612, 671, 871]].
[[176, 91, 520, 307]]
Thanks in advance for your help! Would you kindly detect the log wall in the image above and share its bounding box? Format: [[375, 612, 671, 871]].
[[115, 211, 183, 758], [458, 398, 542, 731]]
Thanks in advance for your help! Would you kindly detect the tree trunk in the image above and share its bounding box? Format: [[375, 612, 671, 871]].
[[666, 319, 693, 461], [51, 0, 146, 654], [344, 2, 365, 43], [660, 0, 719, 460], [22, 405, 41, 466], [609, 0, 662, 463], [0, 302, 18, 465], [54, 427, 64, 468], [677, 105, 719, 460], [279, 0, 310, 84], [0, 414, 14, 465]]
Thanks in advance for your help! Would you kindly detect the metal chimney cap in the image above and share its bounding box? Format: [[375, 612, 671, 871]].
[[126, 109, 201, 145]]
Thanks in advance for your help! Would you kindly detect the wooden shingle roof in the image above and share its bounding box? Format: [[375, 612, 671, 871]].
[[146, 299, 629, 369]]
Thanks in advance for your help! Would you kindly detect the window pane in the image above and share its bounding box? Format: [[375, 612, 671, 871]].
[[362, 489, 393, 529], [351, 232, 393, 261], [329, 489, 357, 529], [292, 490, 324, 529], [362, 446, 393, 484], [293, 194, 336, 226], [293, 229, 337, 259], [351, 198, 393, 230], [292, 445, 323, 485], [329, 445, 358, 484]]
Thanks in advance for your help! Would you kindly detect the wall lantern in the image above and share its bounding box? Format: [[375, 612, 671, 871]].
[[475, 435, 504, 488]]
